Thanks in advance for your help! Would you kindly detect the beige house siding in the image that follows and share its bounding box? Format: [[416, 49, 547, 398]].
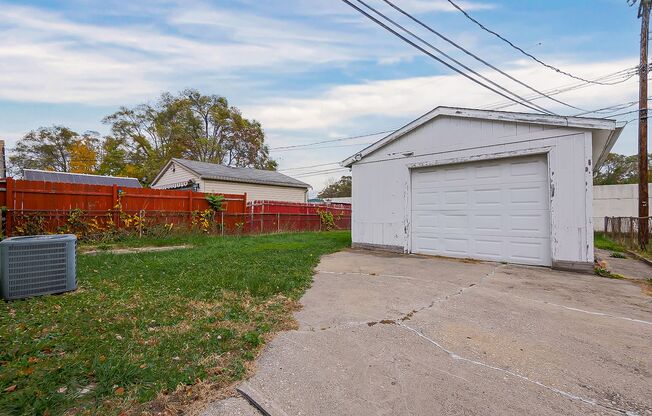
[[201, 179, 307, 203], [152, 163, 198, 188]]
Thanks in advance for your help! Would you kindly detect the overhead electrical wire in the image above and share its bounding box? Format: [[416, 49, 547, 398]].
[[380, 0, 586, 112], [292, 167, 351, 178], [271, 141, 374, 152], [339, 0, 556, 115], [445, 0, 638, 86], [279, 162, 340, 172], [269, 129, 393, 150], [482, 65, 640, 111]]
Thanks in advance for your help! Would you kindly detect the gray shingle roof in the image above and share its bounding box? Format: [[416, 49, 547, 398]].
[[172, 159, 310, 189], [24, 169, 142, 188]]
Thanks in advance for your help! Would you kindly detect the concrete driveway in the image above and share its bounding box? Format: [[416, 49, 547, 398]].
[[203, 250, 652, 416]]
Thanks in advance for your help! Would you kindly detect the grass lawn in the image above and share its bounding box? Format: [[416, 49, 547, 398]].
[[0, 231, 350, 415], [594, 232, 627, 253]]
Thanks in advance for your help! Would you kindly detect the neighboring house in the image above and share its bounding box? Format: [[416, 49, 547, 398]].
[[593, 184, 652, 231], [342, 106, 623, 272], [322, 197, 352, 204], [151, 158, 310, 203], [0, 140, 5, 178], [23, 169, 141, 188]]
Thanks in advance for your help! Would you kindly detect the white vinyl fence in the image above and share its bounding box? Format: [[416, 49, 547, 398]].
[[593, 184, 652, 231]]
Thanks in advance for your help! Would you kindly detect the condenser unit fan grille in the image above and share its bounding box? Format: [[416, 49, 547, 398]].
[[8, 243, 69, 298], [1, 234, 77, 300]]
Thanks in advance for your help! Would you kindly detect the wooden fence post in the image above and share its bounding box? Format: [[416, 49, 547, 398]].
[[277, 212, 280, 233], [112, 184, 119, 228], [5, 177, 14, 237]]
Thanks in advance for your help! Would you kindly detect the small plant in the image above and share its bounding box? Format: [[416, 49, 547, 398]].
[[191, 209, 214, 233], [610, 252, 626, 259], [594, 266, 624, 279], [206, 194, 226, 212], [234, 222, 245, 235], [14, 212, 47, 236], [317, 210, 335, 231]]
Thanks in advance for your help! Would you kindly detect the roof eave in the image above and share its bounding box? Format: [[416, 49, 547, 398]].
[[200, 175, 311, 189]]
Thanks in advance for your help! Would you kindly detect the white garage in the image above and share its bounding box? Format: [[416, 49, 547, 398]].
[[342, 107, 623, 272]]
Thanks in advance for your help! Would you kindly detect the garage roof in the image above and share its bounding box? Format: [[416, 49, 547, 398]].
[[342, 106, 624, 168], [23, 169, 142, 188], [159, 158, 310, 189]]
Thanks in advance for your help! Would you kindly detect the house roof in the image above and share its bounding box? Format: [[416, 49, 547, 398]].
[[341, 106, 624, 168], [157, 158, 310, 189], [23, 169, 142, 188]]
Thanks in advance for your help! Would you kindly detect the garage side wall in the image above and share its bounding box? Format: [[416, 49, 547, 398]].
[[351, 116, 594, 267]]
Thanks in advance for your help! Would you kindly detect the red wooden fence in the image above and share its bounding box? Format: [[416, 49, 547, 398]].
[[247, 200, 351, 230], [0, 179, 352, 237], [0, 178, 246, 237]]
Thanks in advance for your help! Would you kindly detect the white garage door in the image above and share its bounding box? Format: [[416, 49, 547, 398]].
[[411, 155, 551, 266]]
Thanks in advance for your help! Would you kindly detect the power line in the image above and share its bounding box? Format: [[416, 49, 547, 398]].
[[292, 167, 350, 178], [380, 0, 586, 112], [352, 0, 555, 115], [483, 66, 640, 111], [269, 130, 393, 150], [279, 162, 340, 172], [446, 0, 636, 86], [271, 141, 374, 152], [340, 0, 556, 115]]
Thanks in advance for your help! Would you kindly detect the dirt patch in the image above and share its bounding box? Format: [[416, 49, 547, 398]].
[[81, 245, 192, 255]]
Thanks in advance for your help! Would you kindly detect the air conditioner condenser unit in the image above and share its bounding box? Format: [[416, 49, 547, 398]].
[[1, 234, 77, 300]]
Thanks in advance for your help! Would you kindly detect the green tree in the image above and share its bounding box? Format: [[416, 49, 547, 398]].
[[318, 176, 352, 198], [593, 153, 646, 185], [103, 89, 277, 184], [9, 126, 100, 175]]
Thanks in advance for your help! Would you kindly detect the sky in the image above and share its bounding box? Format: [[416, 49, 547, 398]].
[[0, 0, 646, 194]]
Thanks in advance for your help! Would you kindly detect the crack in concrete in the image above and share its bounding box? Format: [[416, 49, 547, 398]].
[[308, 264, 640, 414], [397, 322, 636, 416], [304, 264, 502, 333], [317, 270, 427, 281], [525, 298, 652, 326]]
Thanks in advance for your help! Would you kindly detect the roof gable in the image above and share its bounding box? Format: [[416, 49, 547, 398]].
[[342, 106, 623, 167]]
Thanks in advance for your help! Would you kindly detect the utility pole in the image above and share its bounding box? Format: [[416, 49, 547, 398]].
[[637, 0, 650, 249]]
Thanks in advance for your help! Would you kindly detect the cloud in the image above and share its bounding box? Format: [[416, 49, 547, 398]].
[[0, 1, 426, 105], [245, 58, 639, 131], [395, 0, 495, 13]]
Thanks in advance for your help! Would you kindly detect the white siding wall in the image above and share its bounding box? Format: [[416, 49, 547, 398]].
[[352, 115, 595, 264], [201, 179, 307, 203], [152, 163, 199, 188], [593, 184, 652, 231]]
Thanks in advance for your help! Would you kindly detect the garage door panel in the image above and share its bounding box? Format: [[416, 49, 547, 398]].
[[412, 191, 441, 208], [475, 239, 503, 257], [442, 237, 469, 254], [509, 159, 547, 177], [411, 155, 551, 266], [442, 213, 468, 231], [509, 213, 548, 234], [474, 214, 502, 232], [474, 188, 502, 206], [509, 185, 548, 209], [443, 190, 468, 206], [508, 239, 549, 263], [475, 164, 502, 179]]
